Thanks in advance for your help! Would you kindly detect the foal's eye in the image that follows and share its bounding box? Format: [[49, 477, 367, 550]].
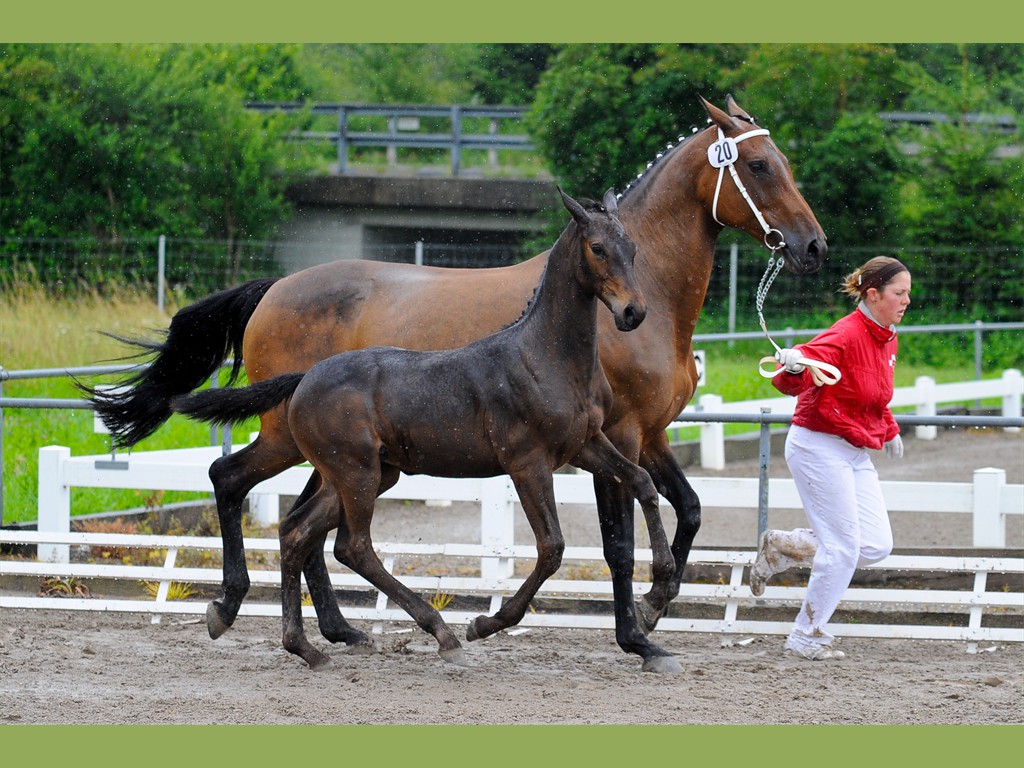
[[590, 243, 606, 258], [748, 160, 769, 174]]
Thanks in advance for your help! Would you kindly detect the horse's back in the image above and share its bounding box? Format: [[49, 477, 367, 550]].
[[242, 257, 547, 382]]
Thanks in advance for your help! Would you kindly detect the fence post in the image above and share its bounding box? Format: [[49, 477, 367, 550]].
[[973, 467, 1006, 548], [757, 407, 771, 541], [337, 105, 348, 174], [157, 235, 166, 314], [915, 375, 938, 440], [728, 243, 738, 346], [698, 393, 725, 470], [1001, 369, 1022, 432], [38, 446, 71, 563], [450, 105, 462, 176], [479, 475, 515, 581]]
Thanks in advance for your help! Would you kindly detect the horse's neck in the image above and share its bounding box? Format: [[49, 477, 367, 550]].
[[621, 154, 719, 351], [518, 227, 599, 367]]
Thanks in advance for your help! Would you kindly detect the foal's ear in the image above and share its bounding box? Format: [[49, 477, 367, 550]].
[[602, 188, 618, 215], [558, 186, 590, 227]]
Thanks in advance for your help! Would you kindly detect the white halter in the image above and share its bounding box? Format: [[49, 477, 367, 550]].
[[708, 124, 840, 386]]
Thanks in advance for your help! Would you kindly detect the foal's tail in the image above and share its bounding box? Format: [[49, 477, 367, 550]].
[[170, 373, 305, 427], [79, 278, 279, 448]]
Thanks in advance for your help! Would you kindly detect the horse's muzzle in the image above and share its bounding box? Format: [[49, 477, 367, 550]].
[[783, 236, 827, 275]]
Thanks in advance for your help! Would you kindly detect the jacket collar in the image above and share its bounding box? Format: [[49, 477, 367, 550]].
[[857, 302, 897, 342]]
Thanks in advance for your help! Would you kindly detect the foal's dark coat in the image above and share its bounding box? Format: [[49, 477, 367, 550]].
[[173, 189, 678, 670]]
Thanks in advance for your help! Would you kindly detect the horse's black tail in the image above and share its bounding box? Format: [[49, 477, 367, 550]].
[[78, 277, 280, 448], [169, 373, 305, 427]]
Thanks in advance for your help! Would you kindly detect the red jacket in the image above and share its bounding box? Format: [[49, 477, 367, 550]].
[[772, 308, 900, 450]]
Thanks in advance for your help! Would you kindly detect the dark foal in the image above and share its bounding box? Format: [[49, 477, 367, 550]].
[[172, 188, 678, 671]]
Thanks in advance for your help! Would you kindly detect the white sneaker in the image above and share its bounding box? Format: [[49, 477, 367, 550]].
[[749, 530, 774, 596], [785, 639, 845, 661]]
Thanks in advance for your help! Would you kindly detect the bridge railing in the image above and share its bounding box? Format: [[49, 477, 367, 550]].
[[245, 101, 534, 175]]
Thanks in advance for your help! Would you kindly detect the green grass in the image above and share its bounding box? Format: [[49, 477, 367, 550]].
[[1, 283, 1016, 525]]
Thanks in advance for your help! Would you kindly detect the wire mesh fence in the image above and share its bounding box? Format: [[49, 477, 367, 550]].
[[1, 236, 1021, 324]]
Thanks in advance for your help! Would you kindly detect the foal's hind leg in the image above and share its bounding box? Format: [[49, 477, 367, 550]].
[[574, 434, 681, 674], [466, 469, 564, 641], [331, 466, 469, 667], [279, 486, 342, 670], [287, 471, 370, 649]]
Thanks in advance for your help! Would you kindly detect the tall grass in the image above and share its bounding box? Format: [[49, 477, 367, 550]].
[[1, 283, 1003, 525], [2, 282, 257, 525]]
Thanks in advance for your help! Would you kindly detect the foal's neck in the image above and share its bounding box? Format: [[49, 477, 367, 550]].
[[518, 225, 599, 365]]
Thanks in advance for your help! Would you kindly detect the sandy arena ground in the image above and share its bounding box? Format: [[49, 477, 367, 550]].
[[1, 427, 1021, 725]]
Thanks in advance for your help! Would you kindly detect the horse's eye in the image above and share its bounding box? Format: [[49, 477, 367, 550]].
[[748, 160, 769, 174], [591, 243, 606, 258]]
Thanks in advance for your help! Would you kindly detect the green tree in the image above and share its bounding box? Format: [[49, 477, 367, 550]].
[[0, 44, 311, 252]]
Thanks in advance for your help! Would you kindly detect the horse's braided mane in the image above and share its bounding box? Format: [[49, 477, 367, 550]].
[[617, 111, 756, 202]]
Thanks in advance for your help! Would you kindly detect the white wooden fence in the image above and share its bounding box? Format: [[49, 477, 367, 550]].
[[2, 442, 1021, 649], [676, 369, 1023, 469]]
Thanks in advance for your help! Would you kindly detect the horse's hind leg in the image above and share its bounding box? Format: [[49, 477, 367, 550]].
[[638, 435, 701, 631], [206, 423, 303, 639], [466, 470, 564, 641], [288, 471, 370, 649], [574, 435, 681, 674]]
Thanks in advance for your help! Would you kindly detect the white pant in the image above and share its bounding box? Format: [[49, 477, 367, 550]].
[[779, 425, 893, 650]]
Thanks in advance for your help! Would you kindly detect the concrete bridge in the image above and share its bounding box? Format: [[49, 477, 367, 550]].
[[275, 173, 557, 274], [249, 102, 556, 272]]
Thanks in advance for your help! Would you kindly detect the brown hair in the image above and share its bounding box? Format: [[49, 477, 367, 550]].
[[840, 256, 909, 302]]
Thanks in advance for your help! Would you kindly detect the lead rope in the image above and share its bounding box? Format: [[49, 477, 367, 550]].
[[706, 125, 840, 386]]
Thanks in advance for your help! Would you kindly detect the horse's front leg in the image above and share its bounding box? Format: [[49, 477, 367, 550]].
[[574, 437, 681, 674], [466, 470, 564, 641], [638, 434, 702, 632]]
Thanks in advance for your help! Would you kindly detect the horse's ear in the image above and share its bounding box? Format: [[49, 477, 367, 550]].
[[725, 94, 752, 121], [699, 95, 733, 130], [558, 186, 590, 227], [602, 188, 618, 215]]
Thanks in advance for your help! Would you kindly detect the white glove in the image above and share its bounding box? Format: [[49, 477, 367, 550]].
[[776, 348, 805, 374], [884, 434, 904, 460]]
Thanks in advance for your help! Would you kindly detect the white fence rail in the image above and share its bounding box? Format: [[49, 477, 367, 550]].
[[3, 443, 1021, 648], [674, 368, 1023, 469]]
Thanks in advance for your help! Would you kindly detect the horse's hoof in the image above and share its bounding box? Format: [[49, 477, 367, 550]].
[[466, 617, 482, 642], [635, 597, 663, 636], [206, 602, 233, 640], [439, 647, 472, 667], [642, 654, 683, 675], [345, 638, 375, 655]]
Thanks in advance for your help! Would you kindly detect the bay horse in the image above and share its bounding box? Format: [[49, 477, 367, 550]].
[[86, 95, 827, 672], [171, 189, 677, 670]]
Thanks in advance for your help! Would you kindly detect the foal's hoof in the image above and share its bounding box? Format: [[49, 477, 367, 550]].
[[206, 602, 233, 640], [635, 597, 664, 636], [438, 647, 472, 667], [305, 651, 333, 671], [642, 654, 683, 675], [466, 617, 483, 642]]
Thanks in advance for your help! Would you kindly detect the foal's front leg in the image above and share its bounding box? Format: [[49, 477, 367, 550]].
[[466, 470, 564, 641]]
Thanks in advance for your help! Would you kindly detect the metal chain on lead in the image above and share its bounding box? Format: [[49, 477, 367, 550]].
[[756, 252, 786, 353]]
